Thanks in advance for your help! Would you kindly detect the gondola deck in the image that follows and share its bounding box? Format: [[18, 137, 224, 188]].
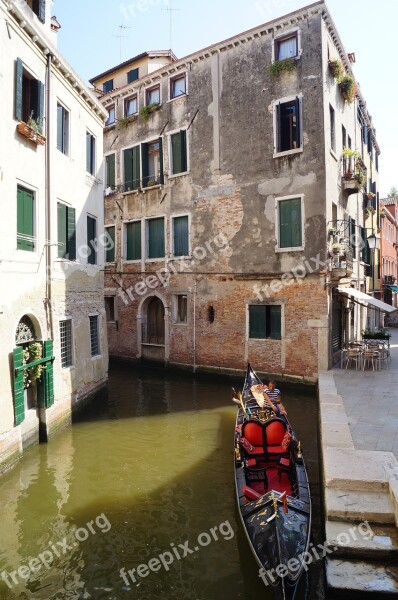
[[234, 364, 312, 600]]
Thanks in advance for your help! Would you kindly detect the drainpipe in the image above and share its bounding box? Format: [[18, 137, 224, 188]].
[[45, 51, 53, 339], [192, 279, 197, 373]]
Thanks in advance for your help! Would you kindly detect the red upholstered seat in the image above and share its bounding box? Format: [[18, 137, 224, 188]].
[[243, 485, 262, 501], [243, 422, 263, 446], [264, 420, 288, 456]]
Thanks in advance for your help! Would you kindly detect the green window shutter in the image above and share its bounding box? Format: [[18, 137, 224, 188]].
[[123, 148, 133, 191], [132, 146, 140, 189], [38, 341, 54, 409], [15, 58, 23, 122], [126, 222, 141, 260], [87, 216, 97, 264], [106, 154, 116, 189], [295, 97, 301, 148], [57, 104, 63, 151], [57, 202, 67, 258], [105, 226, 115, 262], [158, 137, 164, 185], [141, 143, 149, 184], [148, 218, 165, 259], [171, 131, 187, 174], [17, 186, 34, 251], [279, 198, 302, 248], [173, 216, 189, 256], [13, 347, 25, 425], [290, 198, 302, 247], [270, 305, 282, 340], [349, 217, 356, 259], [249, 306, 266, 339], [67, 207, 76, 260], [86, 132, 91, 173]]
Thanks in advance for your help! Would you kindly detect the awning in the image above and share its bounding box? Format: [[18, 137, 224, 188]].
[[388, 286, 398, 293], [337, 286, 398, 314]]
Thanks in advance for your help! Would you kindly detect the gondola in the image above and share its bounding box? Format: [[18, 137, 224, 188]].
[[233, 364, 311, 600]]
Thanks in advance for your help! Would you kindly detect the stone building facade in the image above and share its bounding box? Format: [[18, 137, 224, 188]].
[[380, 197, 398, 308], [0, 0, 108, 474], [92, 0, 381, 382]]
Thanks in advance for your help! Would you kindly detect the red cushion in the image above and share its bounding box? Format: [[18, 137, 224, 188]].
[[265, 421, 286, 445], [243, 485, 262, 500], [243, 422, 264, 446], [266, 445, 285, 454], [279, 458, 290, 467], [246, 458, 257, 467]]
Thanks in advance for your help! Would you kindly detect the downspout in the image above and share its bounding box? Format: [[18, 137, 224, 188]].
[[193, 279, 197, 373], [45, 51, 53, 339]]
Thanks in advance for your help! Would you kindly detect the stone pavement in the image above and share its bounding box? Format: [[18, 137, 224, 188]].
[[333, 327, 398, 457]]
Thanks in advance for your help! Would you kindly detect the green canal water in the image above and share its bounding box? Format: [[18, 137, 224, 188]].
[[0, 364, 324, 600]]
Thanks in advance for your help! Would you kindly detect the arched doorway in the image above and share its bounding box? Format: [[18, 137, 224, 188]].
[[139, 295, 167, 363], [146, 296, 165, 344]]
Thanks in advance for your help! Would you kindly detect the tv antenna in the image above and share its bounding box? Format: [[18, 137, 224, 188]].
[[113, 25, 132, 62], [162, 0, 180, 51]]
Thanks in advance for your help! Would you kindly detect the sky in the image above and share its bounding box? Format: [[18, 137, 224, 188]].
[[54, 0, 397, 196]]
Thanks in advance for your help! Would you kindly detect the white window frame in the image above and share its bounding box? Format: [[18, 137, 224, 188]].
[[246, 301, 285, 342], [105, 104, 116, 127], [104, 223, 116, 264], [59, 316, 74, 369], [123, 219, 142, 263], [124, 93, 139, 117], [56, 99, 70, 156], [271, 28, 302, 63], [89, 313, 101, 358], [272, 94, 303, 159], [167, 127, 189, 178], [170, 213, 191, 259], [172, 293, 189, 325], [275, 193, 305, 252], [145, 216, 166, 262], [145, 83, 161, 106], [168, 71, 188, 101]]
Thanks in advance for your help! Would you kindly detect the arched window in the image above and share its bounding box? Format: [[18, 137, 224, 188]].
[[15, 316, 36, 345], [147, 297, 165, 344]]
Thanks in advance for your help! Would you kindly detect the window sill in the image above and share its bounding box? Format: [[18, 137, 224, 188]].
[[172, 321, 189, 326], [146, 257, 166, 263], [141, 342, 165, 348], [122, 259, 141, 264], [275, 246, 304, 253], [248, 337, 282, 342], [104, 123, 116, 130], [169, 255, 191, 260], [142, 184, 162, 191], [121, 189, 140, 196], [167, 94, 188, 103], [273, 147, 303, 159], [330, 149, 338, 161], [91, 354, 102, 361], [168, 171, 189, 180]]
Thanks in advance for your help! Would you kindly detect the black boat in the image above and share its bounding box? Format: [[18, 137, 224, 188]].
[[234, 364, 311, 600]]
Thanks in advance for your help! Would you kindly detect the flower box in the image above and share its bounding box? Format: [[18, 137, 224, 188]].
[[16, 122, 46, 145]]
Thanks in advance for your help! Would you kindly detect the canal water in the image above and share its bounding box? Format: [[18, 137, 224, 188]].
[[0, 364, 324, 600]]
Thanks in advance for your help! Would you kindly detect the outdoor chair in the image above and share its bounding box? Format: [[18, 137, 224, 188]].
[[345, 349, 362, 370], [362, 349, 380, 371]]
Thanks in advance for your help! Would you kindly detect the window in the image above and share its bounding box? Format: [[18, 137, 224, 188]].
[[26, 0, 45, 23], [349, 217, 356, 259], [57, 203, 76, 260], [103, 79, 113, 93], [57, 102, 69, 154], [172, 294, 188, 323], [105, 154, 116, 190], [127, 68, 139, 84], [332, 203, 337, 227], [170, 130, 187, 174], [142, 139, 164, 187], [105, 297, 116, 322], [249, 305, 281, 340], [15, 58, 44, 128], [277, 197, 303, 249], [17, 185, 35, 251], [123, 146, 141, 191], [87, 215, 97, 265], [60, 319, 73, 368], [86, 131, 96, 175], [275, 98, 301, 154], [146, 85, 160, 105], [105, 226, 115, 263], [89, 315, 100, 356], [342, 125, 346, 149], [329, 104, 335, 153], [275, 32, 298, 61], [172, 215, 189, 256], [147, 217, 165, 259], [125, 95, 137, 116], [170, 74, 186, 99], [105, 105, 115, 127], [125, 221, 141, 260]]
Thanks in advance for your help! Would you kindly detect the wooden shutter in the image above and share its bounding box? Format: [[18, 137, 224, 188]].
[[279, 200, 291, 248], [17, 187, 34, 251], [148, 218, 165, 259], [105, 226, 115, 262], [277, 102, 282, 152], [15, 58, 23, 122], [106, 154, 116, 189], [13, 347, 25, 425], [270, 306, 281, 340], [132, 146, 140, 189], [38, 341, 54, 409], [37, 81, 44, 130], [295, 96, 301, 148], [87, 216, 97, 264], [141, 143, 149, 185], [127, 68, 139, 83], [123, 148, 133, 191], [57, 104, 63, 151], [57, 202, 67, 258], [126, 222, 141, 260], [158, 137, 164, 185], [173, 216, 188, 256], [67, 207, 76, 260], [349, 217, 356, 259], [38, 0, 46, 23], [171, 131, 187, 174], [249, 306, 266, 339], [86, 132, 91, 173]]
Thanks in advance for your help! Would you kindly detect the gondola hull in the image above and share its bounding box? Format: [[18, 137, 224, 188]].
[[234, 365, 311, 600]]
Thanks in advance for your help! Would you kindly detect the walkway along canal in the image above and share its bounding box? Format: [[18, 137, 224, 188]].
[[0, 363, 323, 600]]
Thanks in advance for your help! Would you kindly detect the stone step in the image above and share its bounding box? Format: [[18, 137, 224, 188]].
[[325, 520, 398, 559], [326, 488, 395, 524], [326, 557, 398, 597], [324, 448, 397, 493]]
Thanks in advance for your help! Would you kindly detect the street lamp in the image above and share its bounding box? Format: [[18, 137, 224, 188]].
[[367, 233, 380, 293]]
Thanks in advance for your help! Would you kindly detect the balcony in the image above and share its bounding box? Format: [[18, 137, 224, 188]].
[[341, 152, 367, 196], [121, 175, 163, 194], [328, 225, 354, 279]]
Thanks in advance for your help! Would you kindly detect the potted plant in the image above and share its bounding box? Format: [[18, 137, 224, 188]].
[[328, 226, 337, 237], [22, 342, 43, 388], [328, 59, 344, 81], [331, 242, 343, 254], [146, 178, 157, 187], [269, 58, 297, 77], [16, 112, 46, 145], [140, 102, 160, 122], [339, 75, 357, 103]]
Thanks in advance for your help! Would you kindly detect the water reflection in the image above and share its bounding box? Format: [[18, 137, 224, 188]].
[[0, 365, 322, 599]]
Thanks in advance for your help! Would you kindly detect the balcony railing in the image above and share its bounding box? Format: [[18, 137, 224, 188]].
[[342, 155, 367, 195], [121, 175, 163, 193]]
